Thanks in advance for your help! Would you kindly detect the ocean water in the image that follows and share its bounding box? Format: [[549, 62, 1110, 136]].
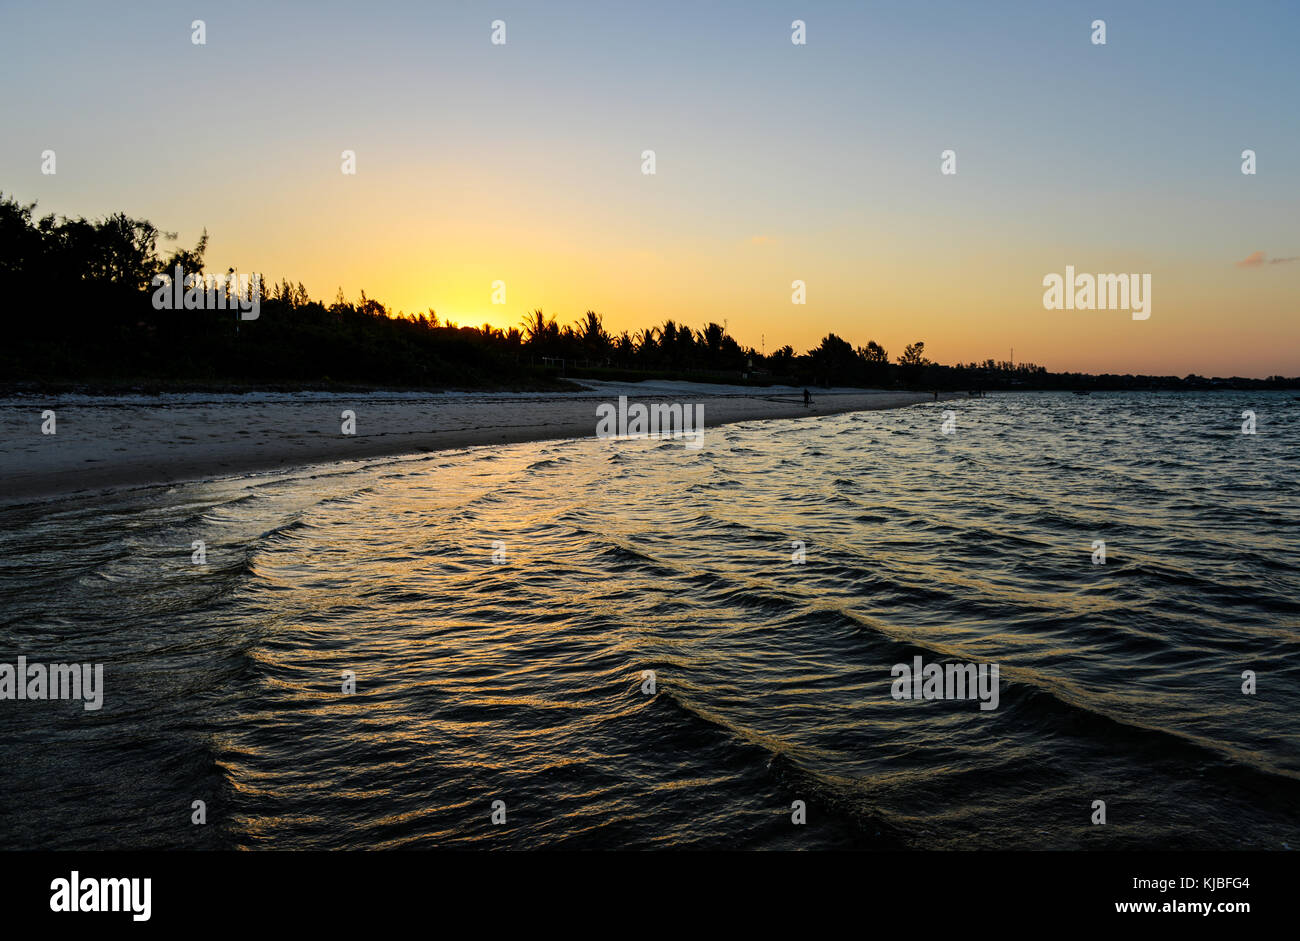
[[1, 391, 1297, 850]]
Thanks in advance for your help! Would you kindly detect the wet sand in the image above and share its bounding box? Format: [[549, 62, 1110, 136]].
[[0, 382, 961, 503]]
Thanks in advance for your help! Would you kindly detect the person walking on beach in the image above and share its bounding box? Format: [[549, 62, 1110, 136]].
[[803, 388, 812, 407]]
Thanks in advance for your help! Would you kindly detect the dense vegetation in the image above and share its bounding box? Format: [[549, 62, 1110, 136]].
[[2, 194, 1294, 392]]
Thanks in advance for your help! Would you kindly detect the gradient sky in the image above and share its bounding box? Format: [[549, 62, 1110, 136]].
[[2, 0, 1297, 376]]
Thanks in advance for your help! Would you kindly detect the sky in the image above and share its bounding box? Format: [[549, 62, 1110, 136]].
[[1, 0, 1297, 377]]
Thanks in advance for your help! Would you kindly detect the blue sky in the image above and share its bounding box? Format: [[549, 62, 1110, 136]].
[[2, 0, 1297, 374]]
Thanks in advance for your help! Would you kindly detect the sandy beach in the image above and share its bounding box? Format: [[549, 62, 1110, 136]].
[[0, 381, 960, 503]]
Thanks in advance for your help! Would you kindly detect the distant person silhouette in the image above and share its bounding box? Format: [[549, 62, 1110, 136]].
[[803, 388, 812, 407]]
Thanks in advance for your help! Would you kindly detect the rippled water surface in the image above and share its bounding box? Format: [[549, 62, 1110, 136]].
[[2, 392, 1297, 849]]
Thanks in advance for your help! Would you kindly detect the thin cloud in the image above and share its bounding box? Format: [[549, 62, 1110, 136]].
[[1237, 250, 1298, 268]]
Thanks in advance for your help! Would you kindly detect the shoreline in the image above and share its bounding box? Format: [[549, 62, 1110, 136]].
[[0, 383, 965, 504]]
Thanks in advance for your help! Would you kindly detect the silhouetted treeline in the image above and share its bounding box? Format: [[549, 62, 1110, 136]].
[[2, 194, 1296, 392], [0, 195, 548, 389]]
